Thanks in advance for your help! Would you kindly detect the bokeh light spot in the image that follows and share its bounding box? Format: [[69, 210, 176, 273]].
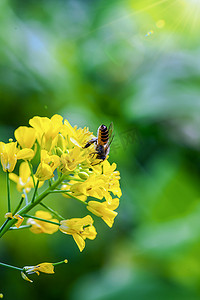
[[156, 19, 165, 28]]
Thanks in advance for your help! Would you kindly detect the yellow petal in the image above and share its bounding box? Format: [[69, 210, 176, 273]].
[[81, 225, 97, 240], [17, 149, 35, 160], [9, 173, 19, 184], [87, 201, 118, 228], [19, 161, 31, 183], [27, 211, 59, 234], [29, 116, 51, 134], [62, 119, 76, 137], [106, 198, 119, 210], [102, 211, 118, 228], [21, 271, 33, 283], [0, 142, 18, 172], [4, 212, 13, 219], [35, 162, 54, 181], [1, 153, 17, 172], [14, 126, 36, 148], [73, 233, 85, 252], [14, 214, 24, 228], [36, 263, 55, 274]]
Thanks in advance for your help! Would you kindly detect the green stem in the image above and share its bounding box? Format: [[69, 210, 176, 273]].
[[28, 161, 36, 189], [31, 180, 39, 203], [40, 202, 65, 220], [6, 171, 11, 212], [52, 259, 68, 266], [0, 219, 10, 234], [0, 174, 65, 238], [23, 214, 60, 226], [13, 196, 24, 215], [0, 262, 23, 271], [23, 189, 29, 205], [9, 225, 31, 230]]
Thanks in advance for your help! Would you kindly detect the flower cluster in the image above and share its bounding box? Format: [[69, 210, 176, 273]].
[[0, 114, 121, 282]]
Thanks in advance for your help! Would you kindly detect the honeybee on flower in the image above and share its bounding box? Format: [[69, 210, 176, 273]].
[[83, 123, 114, 165], [0, 114, 122, 284]]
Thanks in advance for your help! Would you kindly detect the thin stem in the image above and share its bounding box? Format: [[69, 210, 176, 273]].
[[52, 259, 68, 266], [6, 171, 11, 212], [28, 161, 36, 189], [40, 202, 65, 220], [31, 180, 39, 203], [13, 196, 24, 215], [51, 190, 87, 205], [23, 214, 60, 226], [0, 219, 10, 234], [23, 189, 29, 205], [9, 225, 31, 230], [0, 262, 23, 271]]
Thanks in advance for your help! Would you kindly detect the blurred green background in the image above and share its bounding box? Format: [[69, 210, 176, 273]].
[[1, 0, 200, 299]]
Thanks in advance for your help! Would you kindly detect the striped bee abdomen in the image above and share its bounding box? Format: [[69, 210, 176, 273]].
[[98, 124, 109, 145]]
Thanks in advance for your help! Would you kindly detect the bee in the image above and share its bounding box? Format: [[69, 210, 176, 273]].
[[83, 122, 114, 165]]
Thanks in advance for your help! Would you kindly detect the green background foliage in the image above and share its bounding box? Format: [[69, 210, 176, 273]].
[[1, 0, 200, 299]]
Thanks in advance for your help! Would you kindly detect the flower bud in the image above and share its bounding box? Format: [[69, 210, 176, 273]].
[[55, 147, 63, 157], [78, 172, 89, 180]]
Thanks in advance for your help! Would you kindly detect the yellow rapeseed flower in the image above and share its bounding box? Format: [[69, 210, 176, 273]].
[[59, 215, 97, 252], [61, 183, 87, 202], [59, 147, 86, 173], [35, 162, 54, 181], [27, 211, 59, 234], [0, 140, 36, 173], [0, 141, 18, 172], [91, 160, 122, 200], [102, 160, 122, 200], [10, 161, 43, 193], [14, 126, 36, 148], [64, 160, 122, 203], [87, 198, 119, 227], [70, 174, 106, 200], [60, 120, 94, 150], [23, 262, 55, 276], [41, 150, 61, 170], [35, 150, 60, 181], [21, 259, 68, 282], [29, 114, 63, 151]]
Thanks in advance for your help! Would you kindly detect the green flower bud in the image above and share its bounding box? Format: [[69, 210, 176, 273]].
[[78, 172, 89, 180], [55, 147, 63, 156]]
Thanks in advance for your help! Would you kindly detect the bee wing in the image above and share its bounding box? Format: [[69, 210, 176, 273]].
[[108, 133, 114, 147], [106, 122, 114, 149], [108, 122, 114, 139]]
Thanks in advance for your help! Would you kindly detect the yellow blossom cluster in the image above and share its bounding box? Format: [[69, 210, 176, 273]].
[[0, 114, 122, 253]]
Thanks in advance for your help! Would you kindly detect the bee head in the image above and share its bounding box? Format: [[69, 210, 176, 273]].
[[100, 124, 107, 130]]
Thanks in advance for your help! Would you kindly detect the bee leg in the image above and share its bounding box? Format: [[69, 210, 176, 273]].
[[89, 152, 98, 158], [83, 138, 97, 149], [91, 160, 102, 166]]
